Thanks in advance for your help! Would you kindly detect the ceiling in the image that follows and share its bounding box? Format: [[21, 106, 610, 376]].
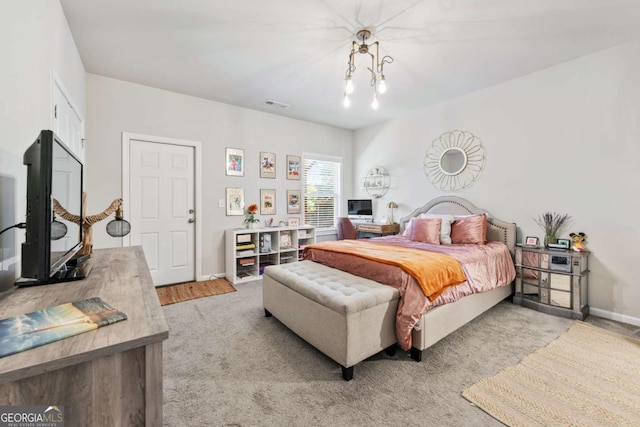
[[60, 0, 640, 130]]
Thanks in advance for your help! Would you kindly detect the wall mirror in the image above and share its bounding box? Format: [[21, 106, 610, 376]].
[[423, 130, 485, 192], [440, 147, 467, 175]]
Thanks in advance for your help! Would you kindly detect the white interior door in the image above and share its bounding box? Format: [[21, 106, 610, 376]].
[[129, 139, 195, 286], [53, 79, 84, 161]]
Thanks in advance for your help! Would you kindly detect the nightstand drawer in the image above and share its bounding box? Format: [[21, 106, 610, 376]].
[[550, 273, 571, 291], [550, 290, 571, 308]]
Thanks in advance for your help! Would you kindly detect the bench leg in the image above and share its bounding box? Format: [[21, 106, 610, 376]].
[[384, 344, 397, 357], [264, 309, 272, 317], [410, 347, 422, 362], [341, 366, 354, 381]]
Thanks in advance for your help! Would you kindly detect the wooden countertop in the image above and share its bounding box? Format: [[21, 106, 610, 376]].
[[0, 246, 168, 384]]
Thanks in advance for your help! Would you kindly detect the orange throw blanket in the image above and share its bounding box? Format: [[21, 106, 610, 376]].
[[303, 240, 466, 301]]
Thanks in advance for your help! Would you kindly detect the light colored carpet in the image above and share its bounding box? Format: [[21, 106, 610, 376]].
[[462, 321, 640, 426], [161, 280, 639, 426], [156, 278, 235, 306]]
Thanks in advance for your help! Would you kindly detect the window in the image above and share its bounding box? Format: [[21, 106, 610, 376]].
[[303, 155, 341, 232]]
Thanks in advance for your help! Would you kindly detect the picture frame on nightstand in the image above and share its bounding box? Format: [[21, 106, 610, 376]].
[[557, 238, 571, 249], [525, 236, 539, 246]]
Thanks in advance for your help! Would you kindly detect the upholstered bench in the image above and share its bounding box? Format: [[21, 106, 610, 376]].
[[263, 261, 399, 381]]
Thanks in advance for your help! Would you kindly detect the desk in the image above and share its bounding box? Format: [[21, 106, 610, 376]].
[[356, 223, 400, 238], [0, 247, 168, 426]]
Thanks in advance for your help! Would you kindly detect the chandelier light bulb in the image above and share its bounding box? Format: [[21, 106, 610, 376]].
[[371, 93, 379, 110], [378, 76, 387, 94], [345, 77, 354, 95], [343, 95, 351, 108]]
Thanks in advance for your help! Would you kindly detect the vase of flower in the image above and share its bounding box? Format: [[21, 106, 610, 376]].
[[244, 203, 260, 229], [535, 212, 571, 247], [543, 233, 557, 247]]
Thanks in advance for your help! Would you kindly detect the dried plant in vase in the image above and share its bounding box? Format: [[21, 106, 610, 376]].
[[534, 212, 572, 247]]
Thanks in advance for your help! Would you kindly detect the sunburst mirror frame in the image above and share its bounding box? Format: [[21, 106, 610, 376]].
[[423, 130, 486, 192]]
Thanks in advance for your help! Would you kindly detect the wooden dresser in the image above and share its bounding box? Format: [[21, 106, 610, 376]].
[[0, 247, 168, 426]]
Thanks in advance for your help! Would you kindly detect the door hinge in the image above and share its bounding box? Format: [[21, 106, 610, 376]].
[[54, 105, 58, 119], [81, 138, 86, 148]]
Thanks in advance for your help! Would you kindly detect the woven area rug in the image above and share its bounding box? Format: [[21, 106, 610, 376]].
[[157, 278, 236, 306], [462, 321, 640, 426]]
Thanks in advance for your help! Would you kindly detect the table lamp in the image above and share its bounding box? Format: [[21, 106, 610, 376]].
[[387, 201, 398, 224]]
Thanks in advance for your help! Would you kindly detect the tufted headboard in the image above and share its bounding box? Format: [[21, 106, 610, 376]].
[[398, 196, 516, 255]]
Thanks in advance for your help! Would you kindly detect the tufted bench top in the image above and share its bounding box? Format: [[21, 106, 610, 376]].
[[263, 261, 399, 315]]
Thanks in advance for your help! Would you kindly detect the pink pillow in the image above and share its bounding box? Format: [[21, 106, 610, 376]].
[[410, 218, 442, 244], [450, 214, 487, 244]]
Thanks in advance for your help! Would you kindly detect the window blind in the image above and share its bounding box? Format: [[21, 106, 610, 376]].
[[303, 157, 341, 230]]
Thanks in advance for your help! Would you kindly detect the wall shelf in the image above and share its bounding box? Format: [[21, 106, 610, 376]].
[[360, 166, 390, 198]]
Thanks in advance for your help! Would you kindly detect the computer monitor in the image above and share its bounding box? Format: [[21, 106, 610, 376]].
[[347, 199, 373, 222]]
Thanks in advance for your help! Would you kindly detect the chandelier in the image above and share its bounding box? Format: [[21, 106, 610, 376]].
[[343, 29, 393, 109]]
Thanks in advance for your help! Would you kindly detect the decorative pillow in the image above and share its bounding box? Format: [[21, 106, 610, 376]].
[[450, 214, 487, 244], [410, 218, 442, 244], [402, 218, 415, 237], [421, 213, 455, 244]]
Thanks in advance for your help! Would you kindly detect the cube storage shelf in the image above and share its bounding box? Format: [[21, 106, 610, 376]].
[[226, 225, 316, 284], [513, 245, 590, 320]]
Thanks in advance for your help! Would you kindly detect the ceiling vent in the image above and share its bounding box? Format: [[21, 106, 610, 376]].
[[263, 99, 290, 110]]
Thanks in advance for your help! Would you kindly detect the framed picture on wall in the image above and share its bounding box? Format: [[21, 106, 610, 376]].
[[286, 189, 301, 214], [226, 187, 245, 216], [286, 155, 301, 180], [225, 148, 244, 176], [260, 152, 276, 178], [260, 189, 276, 215]]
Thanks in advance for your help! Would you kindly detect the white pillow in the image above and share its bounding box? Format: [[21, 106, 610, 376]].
[[420, 213, 455, 244]]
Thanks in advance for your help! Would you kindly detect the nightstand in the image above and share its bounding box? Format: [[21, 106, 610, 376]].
[[513, 245, 589, 320]]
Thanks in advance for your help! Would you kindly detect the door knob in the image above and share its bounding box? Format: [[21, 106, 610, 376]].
[[188, 218, 195, 223], [189, 209, 195, 214]]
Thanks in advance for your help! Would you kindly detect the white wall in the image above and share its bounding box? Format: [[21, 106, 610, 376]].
[[0, 0, 85, 290], [85, 74, 353, 279], [354, 40, 640, 324]]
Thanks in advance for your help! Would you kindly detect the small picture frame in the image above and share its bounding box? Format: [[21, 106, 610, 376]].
[[225, 148, 244, 176], [260, 189, 276, 215], [287, 217, 300, 227], [260, 152, 276, 179], [225, 187, 244, 216], [279, 230, 292, 249], [525, 236, 539, 246], [286, 189, 301, 214], [286, 155, 301, 180], [557, 238, 571, 249]]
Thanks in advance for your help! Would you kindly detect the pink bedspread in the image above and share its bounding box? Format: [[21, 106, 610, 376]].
[[303, 236, 515, 351]]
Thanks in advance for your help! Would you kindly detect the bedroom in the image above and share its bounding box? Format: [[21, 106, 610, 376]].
[[1, 0, 639, 425]]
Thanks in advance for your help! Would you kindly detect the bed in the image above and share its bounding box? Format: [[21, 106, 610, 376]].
[[303, 196, 516, 361]]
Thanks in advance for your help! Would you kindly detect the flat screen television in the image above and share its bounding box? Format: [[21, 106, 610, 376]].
[[347, 199, 373, 222], [18, 130, 86, 286]]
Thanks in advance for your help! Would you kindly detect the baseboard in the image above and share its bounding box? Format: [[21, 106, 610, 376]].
[[590, 307, 640, 327]]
